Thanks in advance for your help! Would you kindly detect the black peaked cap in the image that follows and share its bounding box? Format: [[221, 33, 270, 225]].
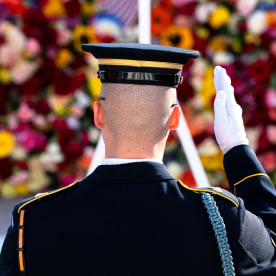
[[81, 43, 200, 87]]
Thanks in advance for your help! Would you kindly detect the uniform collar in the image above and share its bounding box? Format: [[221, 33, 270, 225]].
[[85, 161, 175, 184], [102, 158, 163, 165]]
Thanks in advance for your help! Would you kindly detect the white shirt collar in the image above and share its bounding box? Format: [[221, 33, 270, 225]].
[[102, 158, 163, 165]]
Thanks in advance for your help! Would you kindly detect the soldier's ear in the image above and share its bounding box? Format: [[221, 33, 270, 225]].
[[169, 105, 180, 130], [93, 101, 105, 129]]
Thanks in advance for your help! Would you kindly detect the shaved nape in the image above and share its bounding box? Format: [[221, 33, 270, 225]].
[[100, 83, 177, 147]]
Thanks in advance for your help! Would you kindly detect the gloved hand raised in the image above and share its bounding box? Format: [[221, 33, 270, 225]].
[[213, 66, 248, 154]]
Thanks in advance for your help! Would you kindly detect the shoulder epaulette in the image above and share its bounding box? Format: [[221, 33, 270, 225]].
[[178, 180, 239, 208], [17, 181, 78, 213]]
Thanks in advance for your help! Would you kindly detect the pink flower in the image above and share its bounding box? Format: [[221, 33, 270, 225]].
[[26, 38, 41, 57], [9, 171, 29, 185], [264, 89, 276, 108], [56, 23, 72, 46], [17, 103, 36, 122], [60, 174, 76, 187], [70, 103, 84, 118], [16, 129, 47, 152], [7, 114, 19, 130], [267, 125, 276, 144], [0, 44, 20, 67], [33, 115, 48, 129], [270, 41, 276, 56], [268, 108, 276, 121], [258, 151, 276, 173], [171, 0, 188, 7]]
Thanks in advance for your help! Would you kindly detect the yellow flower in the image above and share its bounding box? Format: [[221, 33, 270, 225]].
[[72, 25, 98, 52], [209, 6, 231, 29], [16, 184, 29, 196], [81, 2, 95, 17], [88, 76, 102, 98], [1, 182, 17, 198], [0, 130, 15, 158], [43, 0, 65, 17], [200, 152, 224, 171], [161, 26, 194, 49], [48, 94, 71, 115], [200, 66, 216, 108], [0, 68, 11, 84], [245, 33, 261, 46], [209, 36, 228, 52], [88, 76, 102, 109], [195, 27, 210, 39], [54, 48, 71, 68]]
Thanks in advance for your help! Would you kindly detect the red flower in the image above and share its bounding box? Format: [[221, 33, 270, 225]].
[[249, 59, 272, 83], [16, 77, 42, 97], [39, 60, 56, 86], [70, 55, 88, 69], [60, 174, 77, 187], [2, 0, 26, 15], [176, 2, 197, 16], [180, 170, 197, 188], [193, 35, 208, 54], [151, 6, 173, 37], [53, 70, 86, 95], [26, 99, 50, 115], [257, 129, 271, 151], [22, 8, 57, 47], [0, 34, 5, 46], [52, 117, 67, 130], [64, 0, 81, 17], [0, 157, 13, 180], [0, 85, 9, 115], [177, 78, 194, 102]]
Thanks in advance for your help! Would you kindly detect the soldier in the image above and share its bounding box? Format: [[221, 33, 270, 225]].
[[0, 43, 276, 275]]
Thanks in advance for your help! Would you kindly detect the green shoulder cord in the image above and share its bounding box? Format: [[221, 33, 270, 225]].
[[200, 192, 235, 276]]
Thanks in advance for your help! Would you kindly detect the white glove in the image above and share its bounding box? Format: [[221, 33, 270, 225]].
[[213, 66, 248, 154]]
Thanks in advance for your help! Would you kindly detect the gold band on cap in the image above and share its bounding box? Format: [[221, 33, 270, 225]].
[[98, 58, 183, 70]]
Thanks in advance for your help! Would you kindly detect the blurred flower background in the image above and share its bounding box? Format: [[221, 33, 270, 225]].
[[0, 0, 276, 198]]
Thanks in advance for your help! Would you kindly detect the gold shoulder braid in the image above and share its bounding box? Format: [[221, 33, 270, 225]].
[[17, 182, 78, 275]]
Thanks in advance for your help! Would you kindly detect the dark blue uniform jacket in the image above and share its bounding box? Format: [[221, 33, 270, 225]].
[[0, 145, 276, 275]]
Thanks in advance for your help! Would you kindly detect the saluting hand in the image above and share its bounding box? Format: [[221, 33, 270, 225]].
[[213, 66, 248, 154]]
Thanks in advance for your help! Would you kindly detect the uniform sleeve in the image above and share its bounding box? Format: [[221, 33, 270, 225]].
[[0, 208, 20, 276], [223, 145, 276, 234]]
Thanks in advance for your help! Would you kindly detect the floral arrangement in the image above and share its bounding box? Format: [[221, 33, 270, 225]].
[[0, 0, 276, 198], [152, 0, 276, 188], [0, 0, 138, 198]]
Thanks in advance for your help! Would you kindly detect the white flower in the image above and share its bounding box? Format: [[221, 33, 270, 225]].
[[66, 116, 80, 130], [198, 138, 220, 156], [75, 90, 91, 108], [190, 59, 208, 93], [10, 60, 37, 84], [246, 127, 261, 151], [166, 161, 184, 179], [119, 26, 138, 43], [0, 22, 25, 52], [195, 3, 216, 24], [40, 142, 64, 164], [247, 11, 267, 35], [88, 127, 101, 143], [10, 146, 27, 160], [212, 52, 234, 65], [236, 0, 257, 17]]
